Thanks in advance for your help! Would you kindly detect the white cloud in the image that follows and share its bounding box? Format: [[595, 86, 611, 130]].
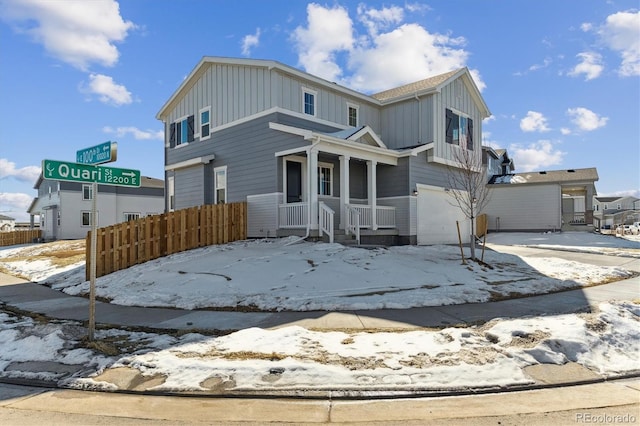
[[0, 158, 40, 183], [508, 140, 565, 172], [529, 57, 552, 71], [567, 107, 608, 131], [0, 0, 135, 71], [291, 3, 354, 82], [291, 3, 480, 93], [241, 28, 261, 56], [598, 10, 640, 77], [568, 52, 604, 80], [520, 111, 550, 133], [602, 189, 640, 198], [560, 128, 571, 135], [357, 4, 404, 36], [103, 126, 163, 140], [0, 192, 35, 221], [83, 73, 132, 106]]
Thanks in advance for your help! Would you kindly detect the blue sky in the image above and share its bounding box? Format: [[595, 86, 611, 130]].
[[1, 0, 638, 222]]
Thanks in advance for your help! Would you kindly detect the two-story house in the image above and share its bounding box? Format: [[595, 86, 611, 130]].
[[156, 57, 490, 245], [28, 174, 165, 240], [593, 195, 640, 230]]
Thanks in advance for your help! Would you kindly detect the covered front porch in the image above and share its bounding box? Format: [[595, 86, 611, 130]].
[[561, 184, 596, 231], [273, 124, 400, 244]]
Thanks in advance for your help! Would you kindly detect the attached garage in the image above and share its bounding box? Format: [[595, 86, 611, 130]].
[[416, 184, 470, 245]]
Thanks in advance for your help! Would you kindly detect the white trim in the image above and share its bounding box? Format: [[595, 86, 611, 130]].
[[165, 155, 215, 171], [270, 122, 314, 140], [214, 165, 227, 204], [347, 102, 359, 127], [302, 87, 318, 117], [347, 125, 387, 149], [318, 161, 334, 197], [199, 106, 211, 141]]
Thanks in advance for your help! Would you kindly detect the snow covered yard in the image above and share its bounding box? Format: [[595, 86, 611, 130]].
[[0, 231, 638, 393], [0, 232, 637, 312]]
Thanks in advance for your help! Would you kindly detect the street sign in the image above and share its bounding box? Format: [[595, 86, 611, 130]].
[[76, 141, 117, 165], [42, 159, 141, 187]]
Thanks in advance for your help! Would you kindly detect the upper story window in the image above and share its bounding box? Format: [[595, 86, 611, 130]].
[[82, 184, 93, 200], [445, 108, 474, 150], [200, 107, 211, 140], [303, 88, 317, 116], [347, 103, 359, 127], [170, 115, 194, 147]]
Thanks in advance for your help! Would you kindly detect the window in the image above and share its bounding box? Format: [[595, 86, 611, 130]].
[[83, 184, 93, 200], [124, 213, 140, 222], [81, 211, 95, 227], [318, 164, 333, 196], [445, 108, 474, 150], [57, 211, 61, 226], [167, 176, 175, 211], [617, 203, 622, 210], [214, 166, 227, 204], [303, 88, 316, 116], [170, 115, 194, 147], [200, 107, 211, 140], [347, 103, 359, 127]]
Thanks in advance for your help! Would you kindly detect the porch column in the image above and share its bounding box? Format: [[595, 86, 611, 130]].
[[309, 148, 319, 230], [367, 160, 378, 230], [339, 155, 350, 230]]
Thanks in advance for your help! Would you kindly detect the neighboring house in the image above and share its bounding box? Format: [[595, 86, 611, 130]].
[[28, 174, 165, 241], [0, 214, 16, 232], [482, 147, 515, 181], [593, 195, 640, 229], [156, 57, 491, 245], [484, 168, 599, 232]]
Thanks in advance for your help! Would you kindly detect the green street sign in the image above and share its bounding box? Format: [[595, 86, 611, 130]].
[[42, 159, 141, 187], [76, 141, 117, 165]]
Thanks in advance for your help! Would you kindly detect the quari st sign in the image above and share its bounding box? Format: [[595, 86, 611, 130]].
[[42, 159, 141, 187]]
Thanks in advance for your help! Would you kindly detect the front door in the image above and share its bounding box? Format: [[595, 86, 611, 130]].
[[286, 161, 302, 203]]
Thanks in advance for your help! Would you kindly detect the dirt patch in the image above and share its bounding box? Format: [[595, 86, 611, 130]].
[[0, 240, 85, 269]]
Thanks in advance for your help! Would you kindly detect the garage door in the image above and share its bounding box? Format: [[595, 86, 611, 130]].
[[417, 184, 470, 245]]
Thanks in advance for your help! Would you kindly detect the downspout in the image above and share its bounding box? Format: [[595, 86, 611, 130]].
[[285, 138, 321, 246], [415, 93, 422, 144]]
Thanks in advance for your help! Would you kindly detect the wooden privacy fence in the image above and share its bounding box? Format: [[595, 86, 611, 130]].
[[0, 230, 42, 247], [476, 214, 488, 238], [86, 202, 247, 279]]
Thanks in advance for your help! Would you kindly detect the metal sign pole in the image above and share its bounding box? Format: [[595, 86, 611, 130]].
[[88, 181, 97, 341]]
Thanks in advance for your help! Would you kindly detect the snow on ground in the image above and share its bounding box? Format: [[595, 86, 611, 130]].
[[1, 232, 636, 312], [0, 232, 638, 392]]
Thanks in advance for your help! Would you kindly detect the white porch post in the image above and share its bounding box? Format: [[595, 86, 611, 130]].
[[367, 160, 378, 230], [309, 148, 319, 230], [339, 155, 350, 230]]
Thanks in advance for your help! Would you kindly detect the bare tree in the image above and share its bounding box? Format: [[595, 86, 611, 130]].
[[446, 146, 491, 260]]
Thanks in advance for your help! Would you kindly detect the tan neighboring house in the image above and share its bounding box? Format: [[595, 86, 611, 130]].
[[483, 168, 599, 232]]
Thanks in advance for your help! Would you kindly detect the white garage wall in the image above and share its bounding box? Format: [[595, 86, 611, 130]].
[[416, 184, 471, 245], [484, 184, 561, 232]]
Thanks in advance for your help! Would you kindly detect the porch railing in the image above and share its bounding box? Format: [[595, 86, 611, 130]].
[[345, 204, 361, 245], [376, 205, 396, 229], [564, 212, 586, 225], [319, 202, 334, 243], [347, 204, 396, 229], [279, 202, 308, 228]]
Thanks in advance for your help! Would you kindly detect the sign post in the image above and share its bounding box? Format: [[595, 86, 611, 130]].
[[43, 145, 140, 341]]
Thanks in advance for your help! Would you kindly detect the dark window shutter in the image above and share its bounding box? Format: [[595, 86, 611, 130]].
[[445, 109, 453, 144], [169, 123, 176, 148], [467, 118, 474, 150], [187, 115, 195, 142]]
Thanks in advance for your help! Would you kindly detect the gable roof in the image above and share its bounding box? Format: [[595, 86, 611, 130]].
[[489, 168, 599, 185], [371, 67, 491, 118], [157, 58, 491, 121], [0, 214, 14, 221]]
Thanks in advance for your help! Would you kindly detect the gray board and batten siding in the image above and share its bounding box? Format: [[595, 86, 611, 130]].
[[161, 60, 382, 139]]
